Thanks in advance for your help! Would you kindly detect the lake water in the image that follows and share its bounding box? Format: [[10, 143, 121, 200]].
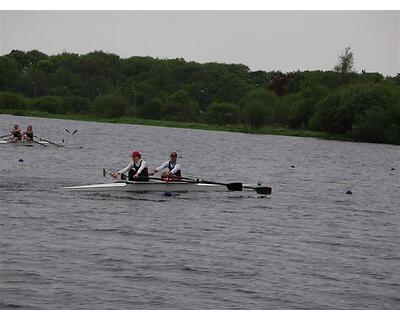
[[0, 114, 399, 309]]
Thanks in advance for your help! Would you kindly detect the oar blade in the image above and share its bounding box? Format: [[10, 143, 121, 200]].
[[226, 182, 243, 192], [254, 186, 272, 195]]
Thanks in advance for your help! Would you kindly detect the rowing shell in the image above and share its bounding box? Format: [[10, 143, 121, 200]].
[[0, 140, 49, 146], [61, 180, 262, 193], [0, 140, 64, 147]]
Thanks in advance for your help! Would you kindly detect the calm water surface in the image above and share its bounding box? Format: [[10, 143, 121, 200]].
[[0, 114, 399, 309]]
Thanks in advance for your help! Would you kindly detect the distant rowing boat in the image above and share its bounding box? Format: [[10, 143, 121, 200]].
[[61, 180, 271, 194], [0, 139, 64, 147]]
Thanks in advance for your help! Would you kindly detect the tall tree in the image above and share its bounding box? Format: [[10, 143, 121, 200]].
[[334, 46, 355, 74]]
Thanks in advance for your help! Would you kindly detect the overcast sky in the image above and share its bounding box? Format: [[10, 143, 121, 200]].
[[0, 10, 398, 75]]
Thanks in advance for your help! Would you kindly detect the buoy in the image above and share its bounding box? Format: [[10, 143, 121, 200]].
[[164, 191, 172, 197], [346, 190, 352, 195], [18, 159, 24, 162], [291, 165, 295, 168], [390, 168, 395, 171]]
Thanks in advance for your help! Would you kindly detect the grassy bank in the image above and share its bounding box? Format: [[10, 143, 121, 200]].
[[0, 109, 350, 142]]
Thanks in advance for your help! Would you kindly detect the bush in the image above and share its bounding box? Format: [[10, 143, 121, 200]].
[[29, 96, 62, 114], [92, 95, 129, 118], [61, 96, 92, 114], [310, 83, 400, 136], [242, 100, 271, 129], [0, 91, 27, 110], [242, 89, 276, 128], [137, 97, 165, 119], [351, 103, 400, 144], [206, 102, 240, 126], [384, 124, 400, 145], [163, 90, 197, 122]]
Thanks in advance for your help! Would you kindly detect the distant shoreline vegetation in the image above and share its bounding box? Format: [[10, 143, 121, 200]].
[[0, 109, 348, 141], [0, 49, 399, 145]]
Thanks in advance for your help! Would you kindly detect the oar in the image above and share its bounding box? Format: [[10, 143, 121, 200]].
[[175, 176, 243, 192], [179, 176, 272, 195], [0, 134, 11, 139], [31, 140, 48, 147], [33, 135, 63, 147]]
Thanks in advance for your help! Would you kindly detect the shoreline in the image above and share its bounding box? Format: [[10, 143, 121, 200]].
[[0, 109, 352, 142]]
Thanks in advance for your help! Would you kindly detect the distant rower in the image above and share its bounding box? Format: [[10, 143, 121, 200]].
[[10, 124, 22, 142], [23, 125, 34, 141]]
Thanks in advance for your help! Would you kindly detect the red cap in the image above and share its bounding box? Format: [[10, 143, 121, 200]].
[[132, 151, 141, 158]]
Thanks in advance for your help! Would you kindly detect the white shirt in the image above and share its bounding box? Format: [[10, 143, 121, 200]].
[[156, 161, 182, 174], [118, 160, 147, 175]]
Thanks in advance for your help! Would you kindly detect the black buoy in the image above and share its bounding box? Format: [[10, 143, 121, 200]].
[[390, 168, 395, 171], [346, 190, 353, 195], [164, 191, 172, 197], [291, 165, 295, 168], [18, 159, 24, 162]]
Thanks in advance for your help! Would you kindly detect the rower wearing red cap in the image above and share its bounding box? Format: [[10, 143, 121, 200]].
[[111, 150, 149, 181]]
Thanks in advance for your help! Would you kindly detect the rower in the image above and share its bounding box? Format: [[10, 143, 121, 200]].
[[151, 152, 182, 181], [23, 125, 34, 141], [111, 150, 149, 181], [10, 124, 22, 142]]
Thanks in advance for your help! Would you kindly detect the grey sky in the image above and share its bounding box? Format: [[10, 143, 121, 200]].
[[0, 10, 399, 75]]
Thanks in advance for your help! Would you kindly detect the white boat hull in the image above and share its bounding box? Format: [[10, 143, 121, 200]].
[[0, 140, 65, 147], [0, 140, 50, 146], [61, 181, 255, 193]]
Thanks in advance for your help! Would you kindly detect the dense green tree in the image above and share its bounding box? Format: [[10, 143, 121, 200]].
[[92, 95, 129, 118], [242, 88, 277, 127], [274, 93, 302, 124], [61, 96, 92, 114], [242, 100, 269, 129], [352, 103, 400, 143], [216, 73, 251, 103], [0, 91, 27, 110], [206, 102, 240, 126], [6, 49, 48, 71], [119, 56, 156, 79], [137, 97, 165, 119], [310, 83, 400, 135], [287, 81, 329, 129], [0, 56, 18, 90], [163, 90, 197, 122], [334, 46, 355, 74], [147, 62, 175, 91], [29, 96, 62, 114]]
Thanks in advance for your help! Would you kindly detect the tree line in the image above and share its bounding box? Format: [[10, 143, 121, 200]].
[[0, 49, 399, 144]]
